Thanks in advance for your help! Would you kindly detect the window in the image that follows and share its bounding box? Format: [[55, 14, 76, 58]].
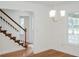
[[20, 16, 24, 34], [68, 16, 79, 44], [20, 16, 24, 28]]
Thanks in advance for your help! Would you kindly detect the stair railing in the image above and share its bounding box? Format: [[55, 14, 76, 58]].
[[0, 9, 27, 47]]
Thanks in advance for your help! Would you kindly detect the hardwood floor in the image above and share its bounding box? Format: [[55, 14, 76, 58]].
[[0, 47, 33, 57], [31, 49, 76, 57], [0, 47, 76, 57]]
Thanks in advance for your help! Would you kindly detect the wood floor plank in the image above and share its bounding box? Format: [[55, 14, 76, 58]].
[[31, 49, 76, 57], [0, 48, 76, 57], [0, 47, 33, 57]]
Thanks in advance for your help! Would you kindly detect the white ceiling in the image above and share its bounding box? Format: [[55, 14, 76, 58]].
[[26, 1, 79, 7]]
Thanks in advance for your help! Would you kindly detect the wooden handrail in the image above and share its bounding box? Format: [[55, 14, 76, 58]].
[[0, 9, 25, 31]]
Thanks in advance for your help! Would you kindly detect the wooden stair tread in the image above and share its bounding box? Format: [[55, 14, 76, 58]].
[[1, 30, 7, 34], [0, 26, 2, 28], [11, 37, 16, 40], [19, 43, 24, 46], [15, 40, 20, 43], [1, 30, 6, 32], [6, 33, 11, 37]]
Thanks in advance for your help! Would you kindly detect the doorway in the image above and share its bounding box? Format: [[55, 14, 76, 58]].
[[19, 16, 33, 44]]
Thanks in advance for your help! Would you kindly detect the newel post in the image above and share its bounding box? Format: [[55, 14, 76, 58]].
[[24, 28, 27, 48]]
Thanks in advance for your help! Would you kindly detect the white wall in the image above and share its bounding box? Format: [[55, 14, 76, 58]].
[[0, 1, 79, 56]]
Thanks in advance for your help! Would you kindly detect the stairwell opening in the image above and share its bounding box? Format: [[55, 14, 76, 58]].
[[0, 8, 34, 55]]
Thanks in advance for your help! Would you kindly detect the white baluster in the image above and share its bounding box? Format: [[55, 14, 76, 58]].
[[6, 23, 9, 33], [0, 18, 4, 29], [12, 27, 15, 37], [1, 19, 5, 30], [0, 19, 1, 26], [16, 32, 20, 40], [3, 20, 6, 30], [8, 25, 12, 33], [0, 18, 2, 27]]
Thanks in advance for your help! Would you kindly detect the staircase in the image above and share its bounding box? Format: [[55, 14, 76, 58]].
[[0, 9, 27, 55]]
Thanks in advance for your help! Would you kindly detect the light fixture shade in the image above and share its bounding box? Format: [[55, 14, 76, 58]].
[[49, 10, 56, 17], [60, 10, 66, 16]]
